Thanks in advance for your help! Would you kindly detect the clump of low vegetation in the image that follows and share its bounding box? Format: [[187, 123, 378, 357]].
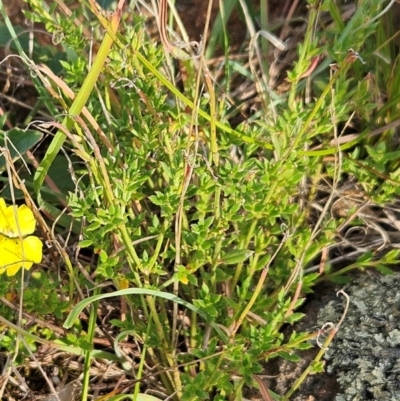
[[0, 0, 400, 400]]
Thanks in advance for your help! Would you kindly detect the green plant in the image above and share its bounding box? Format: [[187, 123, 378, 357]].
[[0, 0, 400, 400]]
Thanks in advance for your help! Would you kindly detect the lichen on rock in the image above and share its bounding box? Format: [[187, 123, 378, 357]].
[[317, 271, 400, 401]]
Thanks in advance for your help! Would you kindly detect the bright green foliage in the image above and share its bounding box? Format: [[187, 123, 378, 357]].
[[0, 0, 399, 399]]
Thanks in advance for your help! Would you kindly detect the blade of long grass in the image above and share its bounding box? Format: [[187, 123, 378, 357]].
[[33, 0, 126, 194], [63, 288, 229, 343], [205, 0, 238, 59]]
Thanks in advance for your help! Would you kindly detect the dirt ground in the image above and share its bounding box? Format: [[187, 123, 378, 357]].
[[175, 0, 307, 48]]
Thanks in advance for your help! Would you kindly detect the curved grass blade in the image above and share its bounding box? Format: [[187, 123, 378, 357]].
[[63, 288, 228, 343]]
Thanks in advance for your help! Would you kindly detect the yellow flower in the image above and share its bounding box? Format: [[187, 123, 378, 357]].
[[0, 198, 43, 276], [0, 198, 36, 237]]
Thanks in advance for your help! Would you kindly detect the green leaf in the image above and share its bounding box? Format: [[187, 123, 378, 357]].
[[285, 313, 305, 324], [277, 351, 300, 362], [296, 342, 313, 350], [310, 360, 325, 373], [0, 128, 43, 172], [46, 155, 76, 197], [382, 249, 400, 262], [356, 251, 373, 264], [255, 254, 271, 270], [149, 192, 165, 206], [0, 114, 7, 129], [375, 264, 393, 275], [220, 249, 254, 265], [79, 240, 93, 248]]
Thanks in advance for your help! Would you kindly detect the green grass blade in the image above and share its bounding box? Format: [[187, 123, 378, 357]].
[[63, 288, 229, 343], [33, 5, 122, 194], [205, 0, 238, 59]]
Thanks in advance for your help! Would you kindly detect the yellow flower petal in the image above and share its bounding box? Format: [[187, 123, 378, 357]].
[[0, 198, 36, 238], [0, 235, 43, 276], [22, 236, 43, 263]]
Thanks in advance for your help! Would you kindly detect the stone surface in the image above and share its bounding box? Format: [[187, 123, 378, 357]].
[[317, 271, 400, 401]]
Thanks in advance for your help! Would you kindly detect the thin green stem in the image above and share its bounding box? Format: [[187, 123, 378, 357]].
[[148, 221, 170, 272], [230, 221, 258, 294], [81, 295, 99, 401]]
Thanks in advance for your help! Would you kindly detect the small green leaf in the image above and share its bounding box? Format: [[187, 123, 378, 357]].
[[383, 249, 400, 262], [375, 265, 393, 275], [220, 249, 254, 265], [79, 240, 93, 248], [99, 250, 108, 263], [277, 351, 300, 362], [0, 114, 7, 129], [285, 313, 305, 324], [310, 360, 325, 373], [149, 192, 165, 206], [87, 221, 101, 231], [297, 342, 313, 350], [356, 251, 373, 264]]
